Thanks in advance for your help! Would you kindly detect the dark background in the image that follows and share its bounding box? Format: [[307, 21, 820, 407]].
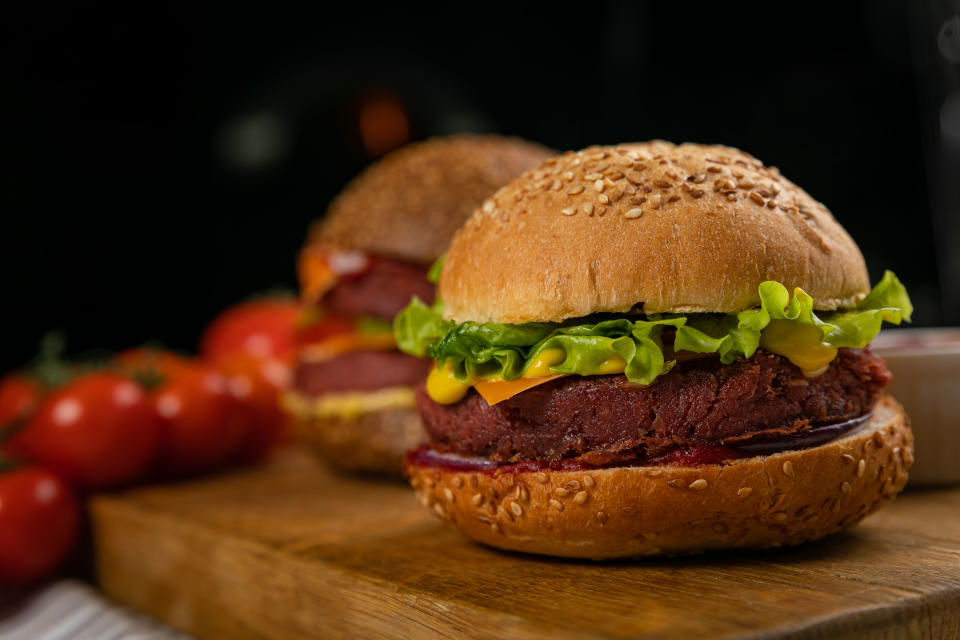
[[3, 1, 957, 372]]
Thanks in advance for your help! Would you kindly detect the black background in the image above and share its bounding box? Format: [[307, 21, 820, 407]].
[[3, 2, 956, 372]]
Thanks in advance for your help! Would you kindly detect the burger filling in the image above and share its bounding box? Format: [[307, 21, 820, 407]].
[[395, 271, 912, 468], [294, 246, 434, 397]]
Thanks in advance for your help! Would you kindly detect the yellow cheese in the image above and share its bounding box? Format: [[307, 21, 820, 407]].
[[523, 348, 566, 378], [759, 319, 838, 377], [426, 361, 472, 405]]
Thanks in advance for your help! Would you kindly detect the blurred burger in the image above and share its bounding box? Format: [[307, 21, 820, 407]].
[[285, 135, 551, 474], [396, 141, 914, 558]]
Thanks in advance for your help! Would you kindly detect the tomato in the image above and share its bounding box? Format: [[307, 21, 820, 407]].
[[0, 467, 79, 584], [114, 347, 193, 381], [153, 364, 247, 475], [7, 373, 160, 489], [296, 313, 356, 347], [199, 299, 301, 363], [218, 353, 292, 462], [0, 373, 43, 435]]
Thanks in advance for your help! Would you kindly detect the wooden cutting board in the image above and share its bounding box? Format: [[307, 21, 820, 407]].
[[91, 449, 960, 640]]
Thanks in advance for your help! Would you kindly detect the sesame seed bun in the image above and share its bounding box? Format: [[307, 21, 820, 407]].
[[439, 141, 870, 323], [311, 135, 553, 264], [283, 387, 423, 475], [405, 396, 912, 559]]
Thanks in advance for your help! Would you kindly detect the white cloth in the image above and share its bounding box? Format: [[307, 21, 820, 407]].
[[0, 580, 190, 640]]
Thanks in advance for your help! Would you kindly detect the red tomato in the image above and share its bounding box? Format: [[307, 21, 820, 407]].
[[8, 373, 160, 489], [0, 467, 79, 584], [0, 374, 44, 434], [114, 347, 193, 381], [218, 353, 292, 462], [153, 364, 248, 475], [200, 299, 301, 363], [296, 314, 356, 347]]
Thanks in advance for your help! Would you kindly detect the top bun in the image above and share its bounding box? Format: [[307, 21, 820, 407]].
[[310, 135, 552, 264], [439, 141, 869, 323]]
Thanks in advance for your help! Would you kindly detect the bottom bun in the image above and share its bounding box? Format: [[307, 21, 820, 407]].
[[283, 387, 425, 475], [405, 395, 913, 558]]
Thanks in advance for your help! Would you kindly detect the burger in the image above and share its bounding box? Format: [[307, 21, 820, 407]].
[[395, 141, 914, 558], [284, 135, 551, 474]]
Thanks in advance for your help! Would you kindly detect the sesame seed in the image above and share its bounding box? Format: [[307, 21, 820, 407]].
[[773, 512, 788, 522], [469, 474, 478, 488], [655, 180, 672, 189], [573, 491, 589, 505], [561, 207, 577, 216], [737, 178, 755, 189], [471, 493, 483, 507], [593, 179, 605, 192], [707, 165, 722, 173], [584, 173, 603, 181], [757, 188, 772, 198], [667, 479, 683, 488], [451, 476, 463, 489], [443, 488, 454, 502], [596, 511, 608, 524], [633, 162, 647, 171], [433, 503, 445, 517], [689, 479, 708, 490], [490, 523, 501, 534], [535, 472, 548, 483], [562, 171, 574, 181], [551, 180, 562, 191], [737, 487, 753, 497], [782, 461, 795, 477], [841, 482, 852, 494], [607, 170, 625, 180], [583, 203, 594, 215], [596, 206, 607, 216], [567, 185, 585, 195], [510, 501, 523, 517], [564, 480, 581, 491], [498, 504, 513, 522], [652, 194, 664, 208], [554, 487, 570, 497], [549, 499, 564, 511], [857, 459, 866, 478], [597, 194, 609, 204], [517, 485, 529, 502], [874, 432, 885, 447], [689, 188, 705, 198], [715, 179, 735, 191], [667, 194, 680, 203], [712, 522, 728, 534], [583, 476, 595, 488], [841, 453, 856, 464], [482, 200, 495, 213], [625, 208, 643, 219]]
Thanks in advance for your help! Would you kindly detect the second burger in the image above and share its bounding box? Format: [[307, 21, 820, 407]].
[[285, 135, 551, 474]]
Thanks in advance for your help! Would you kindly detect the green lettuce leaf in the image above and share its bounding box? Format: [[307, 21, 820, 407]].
[[393, 271, 912, 384]]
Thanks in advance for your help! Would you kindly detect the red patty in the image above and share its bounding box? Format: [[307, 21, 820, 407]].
[[324, 258, 434, 320], [295, 350, 431, 395], [415, 348, 891, 464]]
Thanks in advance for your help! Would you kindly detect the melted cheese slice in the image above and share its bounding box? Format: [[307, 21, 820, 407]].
[[300, 332, 396, 362], [475, 374, 569, 405]]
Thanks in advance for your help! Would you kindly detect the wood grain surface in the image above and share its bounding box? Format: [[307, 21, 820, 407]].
[[91, 449, 960, 640]]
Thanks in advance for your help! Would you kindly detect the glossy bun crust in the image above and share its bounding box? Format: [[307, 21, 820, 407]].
[[310, 135, 552, 263], [439, 141, 870, 323], [405, 396, 911, 559]]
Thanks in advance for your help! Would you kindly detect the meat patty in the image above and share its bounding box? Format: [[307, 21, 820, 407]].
[[324, 258, 434, 320], [296, 350, 431, 395], [415, 348, 891, 464]]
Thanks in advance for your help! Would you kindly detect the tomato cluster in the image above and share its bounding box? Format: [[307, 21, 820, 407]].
[[0, 298, 301, 585]]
